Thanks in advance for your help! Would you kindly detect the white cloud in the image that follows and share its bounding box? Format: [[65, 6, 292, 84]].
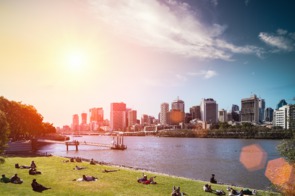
[[187, 70, 217, 79], [259, 29, 295, 52], [88, 0, 262, 61]]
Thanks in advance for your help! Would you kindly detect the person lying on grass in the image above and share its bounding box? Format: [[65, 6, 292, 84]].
[[73, 165, 86, 170], [15, 163, 30, 169], [29, 168, 42, 175], [31, 179, 51, 192]]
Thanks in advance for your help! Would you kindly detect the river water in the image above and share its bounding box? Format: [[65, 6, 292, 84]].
[[37, 136, 281, 190]]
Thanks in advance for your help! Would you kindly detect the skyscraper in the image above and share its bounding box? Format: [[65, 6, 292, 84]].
[[127, 110, 137, 127], [160, 103, 169, 125], [72, 114, 79, 131], [264, 107, 274, 122], [171, 97, 185, 113], [89, 107, 104, 123], [218, 109, 227, 122], [81, 113, 87, 124], [273, 105, 290, 129], [110, 102, 126, 131], [276, 99, 288, 109], [241, 94, 259, 124], [200, 98, 218, 123], [259, 99, 265, 123], [190, 105, 201, 120]]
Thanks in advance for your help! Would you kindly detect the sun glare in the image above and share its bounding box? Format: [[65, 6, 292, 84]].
[[65, 51, 87, 71]]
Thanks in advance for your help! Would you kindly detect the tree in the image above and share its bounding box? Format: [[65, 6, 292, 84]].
[[277, 137, 295, 163], [0, 110, 10, 154]]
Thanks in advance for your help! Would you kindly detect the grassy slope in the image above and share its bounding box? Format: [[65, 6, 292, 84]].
[[0, 156, 280, 196]]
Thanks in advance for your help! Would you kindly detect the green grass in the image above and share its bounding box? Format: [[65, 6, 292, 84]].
[[0, 156, 281, 196]]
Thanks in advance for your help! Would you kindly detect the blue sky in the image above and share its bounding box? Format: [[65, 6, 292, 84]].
[[0, 0, 295, 127]]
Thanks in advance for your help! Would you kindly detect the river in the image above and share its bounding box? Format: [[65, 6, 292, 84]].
[[37, 136, 281, 190]]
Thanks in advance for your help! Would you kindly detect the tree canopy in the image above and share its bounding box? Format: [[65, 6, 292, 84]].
[[0, 96, 56, 141], [0, 110, 10, 154]]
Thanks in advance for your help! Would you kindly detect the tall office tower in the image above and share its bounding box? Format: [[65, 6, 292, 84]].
[[200, 98, 218, 123], [127, 110, 137, 127], [81, 113, 87, 124], [190, 105, 201, 120], [72, 114, 79, 131], [241, 94, 259, 124], [259, 99, 265, 123], [141, 114, 149, 126], [231, 104, 240, 122], [89, 107, 104, 123], [110, 102, 126, 131], [172, 97, 185, 112], [232, 104, 239, 112], [273, 105, 291, 129], [264, 107, 274, 122], [276, 99, 288, 109], [218, 109, 227, 122], [160, 103, 169, 125]]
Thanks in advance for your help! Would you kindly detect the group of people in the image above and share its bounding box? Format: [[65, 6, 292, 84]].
[[202, 174, 257, 196], [137, 173, 157, 184], [1, 160, 51, 192]]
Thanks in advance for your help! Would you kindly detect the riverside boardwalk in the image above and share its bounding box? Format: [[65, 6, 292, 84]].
[[0, 156, 281, 196]]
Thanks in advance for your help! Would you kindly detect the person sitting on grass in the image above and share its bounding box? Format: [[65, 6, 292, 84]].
[[31, 179, 51, 192], [210, 174, 217, 184], [203, 184, 212, 192], [0, 174, 10, 183], [30, 161, 37, 169], [171, 186, 187, 196], [29, 168, 42, 175], [137, 173, 148, 183], [82, 175, 97, 181], [10, 174, 23, 184], [90, 158, 96, 165]]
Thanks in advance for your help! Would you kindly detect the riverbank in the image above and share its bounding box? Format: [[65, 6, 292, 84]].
[[0, 156, 280, 195]]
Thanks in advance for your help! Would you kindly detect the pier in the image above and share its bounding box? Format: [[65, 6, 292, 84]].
[[36, 134, 127, 151]]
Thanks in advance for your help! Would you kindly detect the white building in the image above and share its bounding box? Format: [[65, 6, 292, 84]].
[[273, 105, 295, 129]]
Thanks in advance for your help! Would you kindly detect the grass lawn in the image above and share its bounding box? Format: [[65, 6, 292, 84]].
[[0, 156, 281, 196]]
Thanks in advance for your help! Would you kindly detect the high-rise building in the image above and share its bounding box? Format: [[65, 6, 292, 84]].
[[231, 104, 240, 122], [89, 107, 104, 123], [160, 103, 169, 125], [190, 105, 201, 120], [200, 98, 218, 123], [72, 114, 79, 131], [232, 104, 239, 112], [276, 99, 288, 109], [218, 109, 227, 122], [110, 102, 126, 131], [259, 99, 265, 123], [273, 105, 290, 129], [127, 110, 137, 127], [265, 107, 274, 122], [241, 94, 259, 124], [81, 113, 87, 124], [168, 109, 185, 125], [172, 97, 185, 113]]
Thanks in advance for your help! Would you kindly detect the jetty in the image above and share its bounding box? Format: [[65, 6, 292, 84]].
[[36, 134, 127, 151]]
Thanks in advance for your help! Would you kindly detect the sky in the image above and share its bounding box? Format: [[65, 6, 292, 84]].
[[1, 0, 295, 127]]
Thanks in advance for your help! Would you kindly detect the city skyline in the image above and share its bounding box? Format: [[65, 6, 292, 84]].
[[1, 0, 295, 127]]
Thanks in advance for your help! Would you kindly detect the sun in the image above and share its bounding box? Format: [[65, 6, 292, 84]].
[[65, 50, 87, 71]]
